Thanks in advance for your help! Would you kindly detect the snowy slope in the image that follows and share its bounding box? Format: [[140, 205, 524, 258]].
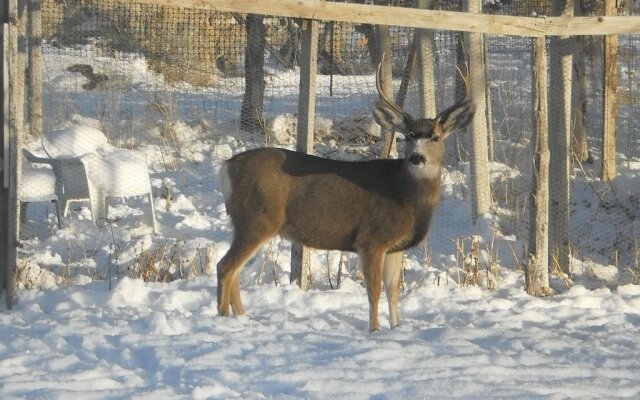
[[2, 46, 640, 399]]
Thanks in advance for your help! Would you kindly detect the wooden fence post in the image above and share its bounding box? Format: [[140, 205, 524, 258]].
[[464, 0, 491, 221], [527, 36, 550, 296], [601, 0, 617, 181], [0, 5, 8, 304], [27, 0, 43, 138], [4, 0, 27, 308], [549, 0, 573, 276], [289, 19, 318, 291], [375, 19, 404, 290]]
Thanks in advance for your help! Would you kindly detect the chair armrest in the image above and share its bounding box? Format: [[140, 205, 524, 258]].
[[23, 149, 55, 165]]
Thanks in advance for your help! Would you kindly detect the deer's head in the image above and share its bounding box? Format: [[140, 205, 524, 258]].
[[373, 63, 475, 179]]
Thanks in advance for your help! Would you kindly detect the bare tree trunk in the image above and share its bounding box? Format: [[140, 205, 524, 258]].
[[483, 34, 494, 161], [377, 24, 396, 158], [278, 18, 300, 69], [601, 0, 617, 181], [527, 37, 550, 296], [415, 0, 436, 119], [549, 0, 573, 275], [449, 32, 467, 163], [571, 34, 589, 163], [354, 23, 378, 69], [241, 14, 265, 132], [464, 0, 491, 221], [395, 37, 417, 109], [570, 1, 590, 163]]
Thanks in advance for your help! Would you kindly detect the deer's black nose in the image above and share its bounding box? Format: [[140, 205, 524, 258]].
[[409, 153, 426, 165]]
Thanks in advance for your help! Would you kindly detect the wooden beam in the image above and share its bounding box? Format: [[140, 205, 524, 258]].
[[118, 0, 546, 37], [545, 16, 640, 36], [117, 0, 640, 37]]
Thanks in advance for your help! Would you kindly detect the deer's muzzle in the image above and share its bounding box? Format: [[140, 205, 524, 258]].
[[409, 153, 426, 165]]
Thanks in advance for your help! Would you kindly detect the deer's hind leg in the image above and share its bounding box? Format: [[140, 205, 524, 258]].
[[217, 228, 276, 317], [229, 270, 244, 316]]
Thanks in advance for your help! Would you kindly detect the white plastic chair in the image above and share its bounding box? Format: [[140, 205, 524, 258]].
[[19, 153, 61, 227], [79, 150, 157, 233], [34, 125, 110, 223], [22, 125, 157, 232], [22, 149, 90, 228]]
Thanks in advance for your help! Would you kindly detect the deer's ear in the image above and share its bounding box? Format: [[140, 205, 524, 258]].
[[435, 96, 475, 140], [373, 100, 413, 134], [435, 66, 476, 140]]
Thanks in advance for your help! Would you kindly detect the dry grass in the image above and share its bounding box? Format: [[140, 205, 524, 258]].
[[43, 0, 245, 86], [454, 235, 500, 290], [128, 240, 206, 283], [15, 260, 46, 290]]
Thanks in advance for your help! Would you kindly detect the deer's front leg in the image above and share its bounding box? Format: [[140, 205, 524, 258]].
[[360, 248, 386, 331], [383, 251, 403, 329]]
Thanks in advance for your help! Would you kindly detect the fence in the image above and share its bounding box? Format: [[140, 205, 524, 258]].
[[1, 0, 640, 306]]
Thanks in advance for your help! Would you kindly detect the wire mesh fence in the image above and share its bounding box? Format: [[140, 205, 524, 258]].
[[13, 0, 640, 288]]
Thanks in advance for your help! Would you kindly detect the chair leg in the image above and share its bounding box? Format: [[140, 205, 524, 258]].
[[148, 191, 157, 234], [20, 202, 28, 224], [53, 200, 63, 228], [60, 198, 71, 218], [88, 186, 102, 226], [92, 192, 108, 225]]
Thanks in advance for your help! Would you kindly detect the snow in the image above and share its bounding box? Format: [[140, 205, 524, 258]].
[[43, 125, 111, 158], [3, 44, 640, 399], [2, 277, 640, 399]]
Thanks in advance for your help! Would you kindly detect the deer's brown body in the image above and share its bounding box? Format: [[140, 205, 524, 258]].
[[222, 148, 441, 253], [217, 64, 475, 331]]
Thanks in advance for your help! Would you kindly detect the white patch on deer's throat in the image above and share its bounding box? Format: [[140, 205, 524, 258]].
[[408, 161, 440, 180], [407, 139, 441, 179], [219, 162, 233, 199]]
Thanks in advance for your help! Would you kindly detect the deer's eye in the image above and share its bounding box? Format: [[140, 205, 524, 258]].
[[431, 135, 440, 143], [407, 131, 417, 139]]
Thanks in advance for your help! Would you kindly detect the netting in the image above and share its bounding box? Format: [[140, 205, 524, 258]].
[[14, 0, 640, 287]]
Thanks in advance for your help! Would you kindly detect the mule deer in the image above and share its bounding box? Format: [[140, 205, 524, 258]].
[[217, 64, 475, 331]]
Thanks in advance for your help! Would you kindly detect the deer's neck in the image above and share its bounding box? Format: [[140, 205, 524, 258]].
[[400, 162, 442, 206]]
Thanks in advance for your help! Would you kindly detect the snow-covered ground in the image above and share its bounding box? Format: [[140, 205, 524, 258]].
[[2, 45, 640, 399], [2, 275, 640, 399]]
